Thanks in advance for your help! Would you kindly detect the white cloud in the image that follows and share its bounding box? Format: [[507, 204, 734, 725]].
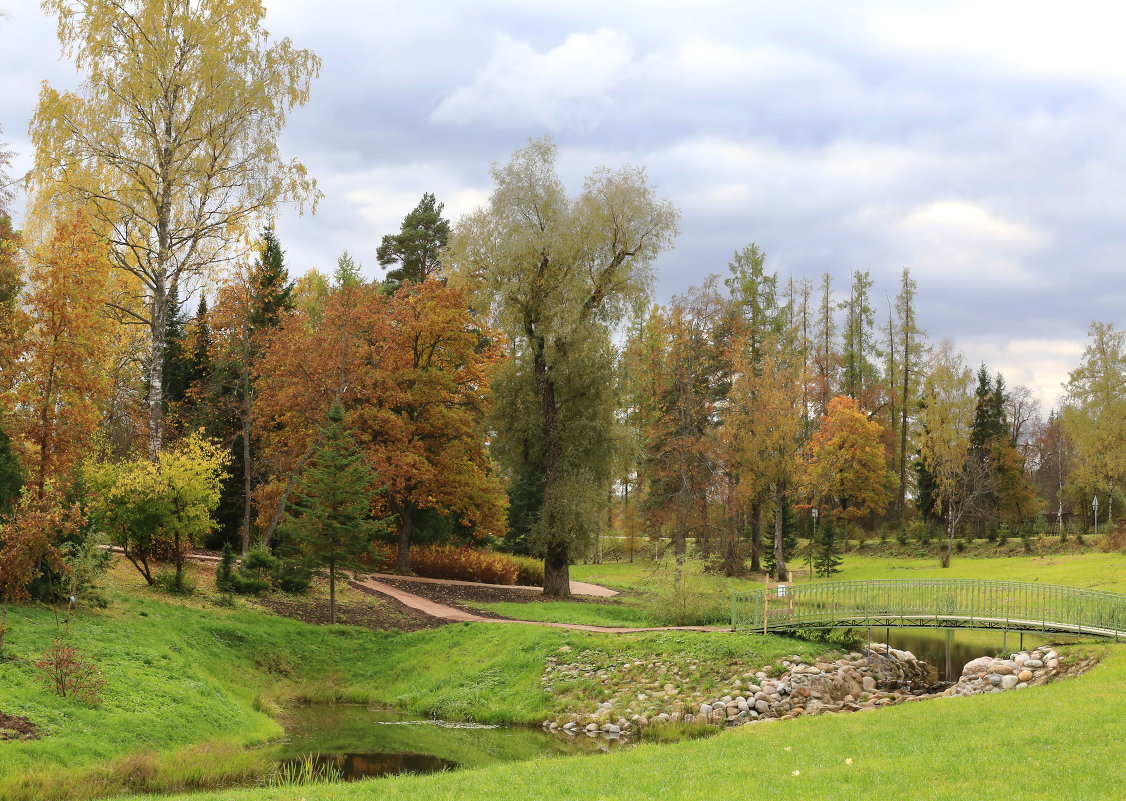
[[431, 29, 635, 131]]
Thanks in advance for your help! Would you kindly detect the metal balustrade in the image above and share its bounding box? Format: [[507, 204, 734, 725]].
[[732, 580, 1126, 640]]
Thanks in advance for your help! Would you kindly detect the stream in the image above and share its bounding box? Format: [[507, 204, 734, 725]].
[[261, 704, 628, 784]]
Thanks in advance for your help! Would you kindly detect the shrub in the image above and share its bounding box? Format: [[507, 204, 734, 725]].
[[155, 569, 197, 595], [510, 555, 544, 586], [1099, 528, 1126, 552], [408, 545, 518, 585], [271, 559, 313, 593], [35, 639, 106, 704], [646, 567, 730, 627]]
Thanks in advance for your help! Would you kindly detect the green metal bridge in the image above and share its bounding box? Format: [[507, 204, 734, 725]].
[[732, 579, 1126, 640]]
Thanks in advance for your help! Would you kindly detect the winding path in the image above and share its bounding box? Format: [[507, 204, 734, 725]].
[[348, 575, 727, 633]]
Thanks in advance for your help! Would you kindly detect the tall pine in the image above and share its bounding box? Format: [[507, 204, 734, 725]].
[[377, 193, 450, 290]]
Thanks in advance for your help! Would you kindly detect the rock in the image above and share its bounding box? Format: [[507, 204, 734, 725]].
[[992, 663, 1015, 675], [1018, 670, 1033, 682], [862, 676, 877, 692], [1000, 675, 1019, 690], [1023, 659, 1044, 669], [557, 646, 572, 653], [963, 656, 994, 677], [1046, 658, 1059, 670], [987, 674, 1003, 687], [700, 703, 713, 715], [606, 724, 621, 733], [754, 700, 770, 715], [585, 723, 599, 732]]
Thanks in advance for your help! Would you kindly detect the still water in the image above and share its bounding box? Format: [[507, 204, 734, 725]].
[[268, 705, 627, 783], [864, 626, 1080, 682]]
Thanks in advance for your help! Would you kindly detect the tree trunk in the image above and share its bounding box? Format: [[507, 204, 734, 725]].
[[543, 541, 570, 598], [148, 282, 168, 459], [942, 501, 954, 568], [396, 504, 413, 573], [241, 363, 253, 556], [262, 444, 316, 548], [0, 602, 8, 654], [749, 502, 762, 573], [773, 491, 789, 582], [329, 553, 336, 624]]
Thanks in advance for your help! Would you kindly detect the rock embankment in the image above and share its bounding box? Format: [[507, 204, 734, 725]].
[[944, 647, 1065, 696], [542, 643, 934, 736]]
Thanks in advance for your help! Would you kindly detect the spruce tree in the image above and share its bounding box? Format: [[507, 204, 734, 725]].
[[814, 515, 843, 578], [279, 402, 384, 623], [249, 227, 294, 331]]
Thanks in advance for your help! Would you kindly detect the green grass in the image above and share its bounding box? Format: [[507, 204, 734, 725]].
[[0, 561, 818, 800], [117, 643, 1125, 801], [470, 600, 655, 627], [573, 551, 1126, 594]]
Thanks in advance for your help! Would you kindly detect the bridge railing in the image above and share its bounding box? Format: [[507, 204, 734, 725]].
[[732, 579, 1126, 639]]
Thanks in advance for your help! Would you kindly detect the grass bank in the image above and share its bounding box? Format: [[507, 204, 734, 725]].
[[0, 560, 817, 800], [118, 643, 1124, 801]]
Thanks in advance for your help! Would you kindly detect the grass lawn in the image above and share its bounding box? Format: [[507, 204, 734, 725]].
[[120, 642, 1125, 801], [470, 600, 655, 628], [573, 551, 1126, 594]]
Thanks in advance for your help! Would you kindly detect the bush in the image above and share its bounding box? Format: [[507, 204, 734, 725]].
[[155, 569, 197, 595], [646, 566, 730, 627], [510, 555, 544, 586], [408, 545, 518, 585], [35, 639, 106, 704], [1099, 528, 1126, 553], [271, 559, 313, 593]]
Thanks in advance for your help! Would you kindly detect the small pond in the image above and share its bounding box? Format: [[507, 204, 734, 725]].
[[865, 627, 1082, 682], [264, 704, 627, 783]]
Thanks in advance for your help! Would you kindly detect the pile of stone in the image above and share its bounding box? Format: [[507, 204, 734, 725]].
[[944, 648, 1062, 697], [541, 643, 934, 736]]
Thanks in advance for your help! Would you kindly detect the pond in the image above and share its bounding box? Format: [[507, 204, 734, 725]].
[[866, 627, 1081, 682], [263, 704, 627, 784]]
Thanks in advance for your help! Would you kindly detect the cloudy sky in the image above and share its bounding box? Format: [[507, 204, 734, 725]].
[[3, 0, 1125, 409]]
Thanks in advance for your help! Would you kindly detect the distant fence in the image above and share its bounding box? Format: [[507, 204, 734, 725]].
[[732, 579, 1126, 640]]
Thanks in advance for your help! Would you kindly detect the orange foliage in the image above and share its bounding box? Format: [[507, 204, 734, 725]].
[[406, 544, 519, 585], [15, 209, 112, 494], [801, 395, 893, 520], [254, 279, 508, 559]]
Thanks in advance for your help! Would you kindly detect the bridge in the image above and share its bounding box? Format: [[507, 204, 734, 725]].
[[732, 579, 1126, 640]]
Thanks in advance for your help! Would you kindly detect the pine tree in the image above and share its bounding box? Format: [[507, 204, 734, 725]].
[[377, 193, 450, 290], [762, 500, 797, 576], [279, 402, 384, 623], [249, 227, 293, 331], [813, 515, 843, 578]]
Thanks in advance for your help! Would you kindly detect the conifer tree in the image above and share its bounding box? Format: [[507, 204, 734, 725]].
[[377, 193, 450, 290], [280, 402, 383, 623], [813, 514, 843, 578]]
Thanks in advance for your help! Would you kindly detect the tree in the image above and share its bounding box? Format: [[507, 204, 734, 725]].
[[30, 0, 321, 457], [377, 193, 450, 290], [840, 270, 879, 410], [1061, 322, 1126, 524], [812, 513, 843, 578], [801, 396, 893, 522], [811, 272, 838, 417], [0, 215, 23, 514], [449, 138, 678, 597], [255, 280, 507, 567], [918, 342, 976, 565], [85, 432, 228, 587], [281, 402, 383, 623], [892, 267, 926, 519], [15, 209, 113, 497]]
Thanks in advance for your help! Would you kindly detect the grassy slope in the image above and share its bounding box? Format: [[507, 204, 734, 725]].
[[470, 601, 653, 627], [125, 643, 1125, 801], [0, 560, 817, 797]]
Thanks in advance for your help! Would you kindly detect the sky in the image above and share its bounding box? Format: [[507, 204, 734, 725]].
[[3, 0, 1125, 410]]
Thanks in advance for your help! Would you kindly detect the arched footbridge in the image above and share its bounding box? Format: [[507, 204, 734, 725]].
[[732, 580, 1126, 640]]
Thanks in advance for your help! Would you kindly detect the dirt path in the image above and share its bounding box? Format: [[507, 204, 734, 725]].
[[349, 576, 728, 634]]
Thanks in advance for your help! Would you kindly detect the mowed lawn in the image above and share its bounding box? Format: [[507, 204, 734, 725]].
[[124, 642, 1126, 801]]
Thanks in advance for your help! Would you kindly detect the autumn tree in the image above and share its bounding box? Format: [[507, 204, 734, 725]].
[[918, 342, 980, 565], [801, 395, 893, 522], [255, 280, 507, 569], [281, 403, 383, 623], [30, 0, 321, 457], [85, 433, 228, 588], [15, 209, 113, 496], [729, 338, 804, 581], [0, 215, 23, 513], [1061, 322, 1126, 525], [377, 193, 450, 290]]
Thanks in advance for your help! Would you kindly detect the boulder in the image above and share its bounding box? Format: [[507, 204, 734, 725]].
[[1018, 670, 1033, 683], [1000, 675, 1019, 690]]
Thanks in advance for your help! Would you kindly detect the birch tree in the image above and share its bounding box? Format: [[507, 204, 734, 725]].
[[29, 0, 321, 457]]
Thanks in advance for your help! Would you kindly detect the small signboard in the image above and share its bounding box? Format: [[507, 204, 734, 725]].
[[777, 585, 787, 598]]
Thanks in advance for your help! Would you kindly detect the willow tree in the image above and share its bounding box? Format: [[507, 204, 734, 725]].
[[450, 138, 679, 597], [29, 0, 321, 457]]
